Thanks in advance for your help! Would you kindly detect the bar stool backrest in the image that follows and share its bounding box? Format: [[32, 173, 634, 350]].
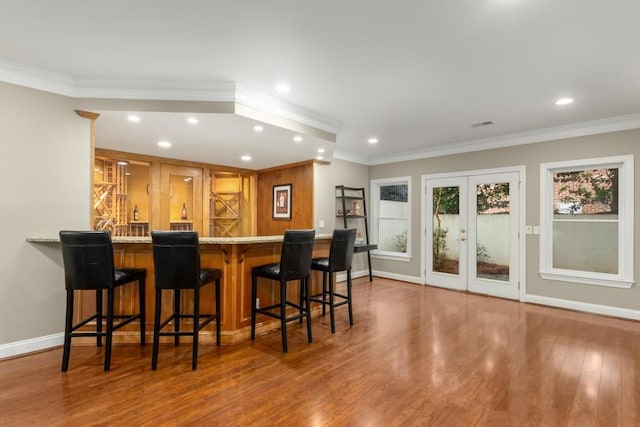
[[59, 231, 115, 290], [152, 231, 202, 289], [279, 229, 316, 281], [329, 228, 357, 272]]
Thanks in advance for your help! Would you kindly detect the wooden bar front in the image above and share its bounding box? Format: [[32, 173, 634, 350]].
[[87, 235, 331, 345]]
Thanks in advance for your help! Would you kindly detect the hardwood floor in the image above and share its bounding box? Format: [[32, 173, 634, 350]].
[[2, 277, 640, 426]]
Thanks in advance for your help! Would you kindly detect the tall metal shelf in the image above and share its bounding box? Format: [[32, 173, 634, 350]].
[[335, 185, 377, 281]]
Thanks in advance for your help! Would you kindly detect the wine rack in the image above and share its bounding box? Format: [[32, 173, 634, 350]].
[[93, 158, 128, 236]]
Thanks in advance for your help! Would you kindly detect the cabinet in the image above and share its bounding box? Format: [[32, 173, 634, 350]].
[[335, 185, 377, 281]]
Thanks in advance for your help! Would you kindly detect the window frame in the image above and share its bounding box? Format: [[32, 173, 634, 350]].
[[539, 155, 634, 288], [371, 176, 411, 262]]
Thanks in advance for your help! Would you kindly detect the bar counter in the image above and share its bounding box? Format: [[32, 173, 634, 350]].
[[28, 234, 332, 345]]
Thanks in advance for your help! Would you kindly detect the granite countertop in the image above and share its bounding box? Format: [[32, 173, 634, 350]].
[[27, 233, 332, 244]]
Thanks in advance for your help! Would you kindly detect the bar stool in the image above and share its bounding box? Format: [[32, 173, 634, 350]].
[[310, 228, 356, 333], [251, 230, 316, 353], [59, 230, 146, 372], [151, 231, 221, 370]]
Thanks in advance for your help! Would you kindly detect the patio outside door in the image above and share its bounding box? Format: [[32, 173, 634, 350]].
[[425, 171, 521, 300]]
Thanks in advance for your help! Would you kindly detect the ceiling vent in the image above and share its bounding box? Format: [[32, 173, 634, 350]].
[[471, 120, 494, 128]]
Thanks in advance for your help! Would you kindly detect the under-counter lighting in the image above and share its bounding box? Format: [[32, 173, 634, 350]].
[[253, 125, 264, 132], [157, 140, 172, 148], [555, 97, 574, 106], [187, 117, 198, 124], [368, 137, 379, 144], [293, 135, 303, 142], [127, 115, 141, 123], [117, 161, 128, 166], [241, 155, 252, 161]]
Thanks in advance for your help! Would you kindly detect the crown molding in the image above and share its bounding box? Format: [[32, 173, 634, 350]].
[[331, 148, 370, 165], [0, 59, 75, 96], [73, 78, 237, 101], [0, 60, 339, 137], [234, 84, 340, 134], [367, 113, 640, 165]]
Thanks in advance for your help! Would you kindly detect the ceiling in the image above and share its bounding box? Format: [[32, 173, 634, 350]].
[[1, 1, 640, 169]]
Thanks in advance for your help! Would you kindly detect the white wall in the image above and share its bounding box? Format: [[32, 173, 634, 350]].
[[0, 82, 90, 354]]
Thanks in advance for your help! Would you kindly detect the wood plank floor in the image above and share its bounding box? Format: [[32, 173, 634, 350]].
[[2, 277, 640, 426]]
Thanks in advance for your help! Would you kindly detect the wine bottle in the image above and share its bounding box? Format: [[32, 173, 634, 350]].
[[181, 203, 188, 220], [133, 204, 139, 221]]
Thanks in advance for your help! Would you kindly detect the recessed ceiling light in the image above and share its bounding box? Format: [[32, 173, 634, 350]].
[[317, 148, 325, 153], [117, 161, 128, 166], [184, 177, 192, 182], [555, 97, 574, 106], [254, 125, 264, 132], [241, 155, 252, 161], [157, 140, 172, 148], [275, 82, 291, 93], [187, 117, 198, 124], [316, 156, 324, 160], [127, 115, 140, 123], [293, 135, 303, 142], [368, 138, 379, 144]]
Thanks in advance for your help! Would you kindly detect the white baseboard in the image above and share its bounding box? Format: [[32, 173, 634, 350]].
[[0, 333, 64, 360], [335, 269, 371, 282], [525, 294, 640, 321], [337, 269, 421, 284], [371, 270, 422, 285]]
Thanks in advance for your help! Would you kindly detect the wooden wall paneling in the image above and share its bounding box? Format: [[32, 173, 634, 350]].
[[256, 162, 314, 235]]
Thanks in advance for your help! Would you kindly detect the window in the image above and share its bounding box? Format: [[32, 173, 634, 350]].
[[371, 177, 411, 260], [540, 155, 634, 288]]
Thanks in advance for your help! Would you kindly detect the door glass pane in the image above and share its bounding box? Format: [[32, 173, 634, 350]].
[[432, 186, 459, 274], [170, 174, 194, 231], [476, 183, 510, 281]]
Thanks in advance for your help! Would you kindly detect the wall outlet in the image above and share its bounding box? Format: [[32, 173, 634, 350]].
[[525, 225, 532, 234], [318, 219, 325, 228]]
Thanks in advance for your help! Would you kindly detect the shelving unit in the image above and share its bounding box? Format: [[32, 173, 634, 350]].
[[335, 185, 377, 281], [93, 159, 128, 236], [210, 173, 242, 237]]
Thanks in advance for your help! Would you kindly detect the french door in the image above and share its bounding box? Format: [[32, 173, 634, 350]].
[[424, 170, 522, 300]]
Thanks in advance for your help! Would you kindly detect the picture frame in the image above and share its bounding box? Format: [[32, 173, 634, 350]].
[[273, 183, 292, 220]]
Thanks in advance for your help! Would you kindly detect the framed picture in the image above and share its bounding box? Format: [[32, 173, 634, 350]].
[[273, 184, 292, 220]]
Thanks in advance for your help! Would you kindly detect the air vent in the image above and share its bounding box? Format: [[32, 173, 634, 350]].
[[471, 120, 494, 128]]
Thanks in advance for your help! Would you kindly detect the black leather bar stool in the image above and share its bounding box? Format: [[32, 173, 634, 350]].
[[310, 228, 356, 333], [151, 231, 221, 370], [251, 229, 315, 353], [59, 230, 146, 372]]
